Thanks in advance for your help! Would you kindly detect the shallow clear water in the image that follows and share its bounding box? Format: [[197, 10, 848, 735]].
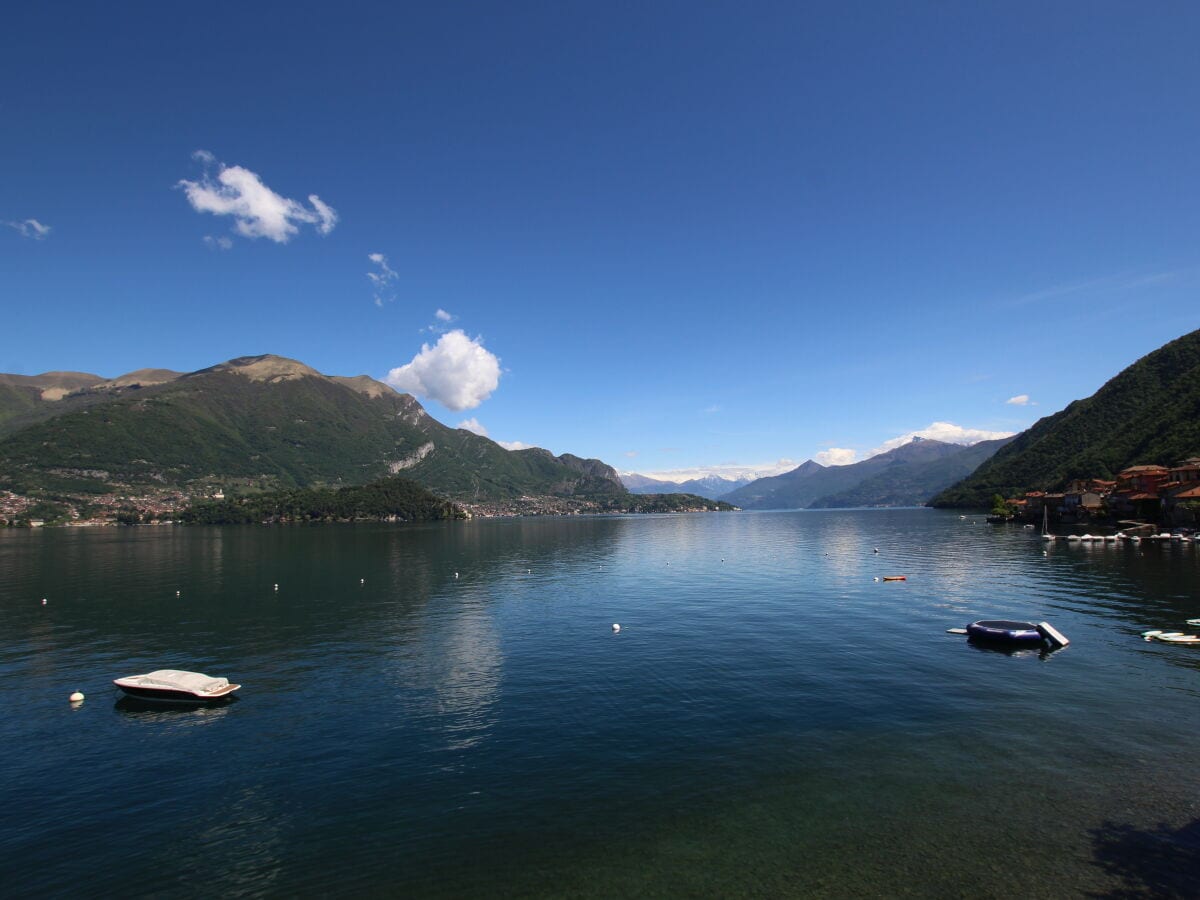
[[3, 510, 1199, 897]]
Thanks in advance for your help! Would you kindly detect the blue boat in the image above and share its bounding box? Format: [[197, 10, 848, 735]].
[[966, 620, 1044, 644]]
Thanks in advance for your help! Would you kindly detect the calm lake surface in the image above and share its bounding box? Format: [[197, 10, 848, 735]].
[[3, 509, 1199, 897]]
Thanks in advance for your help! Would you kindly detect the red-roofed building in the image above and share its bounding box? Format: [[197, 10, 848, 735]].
[[1109, 465, 1169, 518]]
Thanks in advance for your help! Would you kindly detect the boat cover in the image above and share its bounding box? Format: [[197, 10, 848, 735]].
[[128, 670, 230, 694]]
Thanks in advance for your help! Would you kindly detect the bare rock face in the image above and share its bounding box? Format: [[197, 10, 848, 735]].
[[0, 371, 103, 401], [97, 369, 184, 390], [207, 354, 323, 383], [331, 375, 398, 399]]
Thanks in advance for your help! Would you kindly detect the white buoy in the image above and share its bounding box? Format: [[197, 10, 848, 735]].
[[612, 623, 621, 633], [69, 691, 84, 703], [176, 590, 181, 597], [273, 583, 279, 591], [873, 548, 879, 554], [873, 577, 879, 582], [360, 578, 364, 584], [454, 572, 459, 579], [41, 598, 47, 605]]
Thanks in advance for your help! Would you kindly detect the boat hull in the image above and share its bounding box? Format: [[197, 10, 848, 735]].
[[114, 684, 238, 703], [966, 620, 1044, 645]]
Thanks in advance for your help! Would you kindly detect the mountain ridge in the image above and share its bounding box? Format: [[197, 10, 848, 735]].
[[0, 354, 632, 512], [931, 328, 1200, 507], [725, 438, 1011, 509]]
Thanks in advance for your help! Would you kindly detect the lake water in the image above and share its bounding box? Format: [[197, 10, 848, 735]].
[[3, 509, 1199, 897]]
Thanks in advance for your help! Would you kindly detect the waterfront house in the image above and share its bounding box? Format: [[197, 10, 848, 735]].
[[1108, 465, 1170, 519]]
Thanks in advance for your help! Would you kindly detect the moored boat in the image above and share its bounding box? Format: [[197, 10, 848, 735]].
[[966, 620, 1044, 644], [113, 669, 240, 703]]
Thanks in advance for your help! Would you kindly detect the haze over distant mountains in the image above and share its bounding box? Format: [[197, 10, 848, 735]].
[[620, 473, 754, 500], [722, 437, 1013, 509]]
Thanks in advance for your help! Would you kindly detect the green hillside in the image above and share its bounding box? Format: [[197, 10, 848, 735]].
[[931, 328, 1200, 508], [179, 475, 465, 524], [0, 355, 626, 504]]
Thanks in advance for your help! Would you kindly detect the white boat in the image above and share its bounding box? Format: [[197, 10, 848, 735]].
[[1041, 506, 1055, 541], [114, 669, 240, 703]]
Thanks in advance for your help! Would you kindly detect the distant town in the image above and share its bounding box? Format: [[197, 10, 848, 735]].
[[0, 485, 728, 527]]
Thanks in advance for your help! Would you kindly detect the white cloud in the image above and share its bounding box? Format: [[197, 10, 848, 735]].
[[203, 235, 233, 250], [1005, 394, 1032, 406], [624, 450, 638, 458], [498, 440, 532, 451], [307, 195, 338, 235], [702, 404, 721, 415], [815, 447, 857, 466], [456, 417, 488, 436], [867, 421, 1015, 458], [367, 252, 398, 306], [421, 309, 459, 334], [385, 329, 501, 411], [5, 218, 51, 240], [178, 151, 337, 243]]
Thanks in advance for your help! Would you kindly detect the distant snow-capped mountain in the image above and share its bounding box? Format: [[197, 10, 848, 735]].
[[620, 472, 753, 500]]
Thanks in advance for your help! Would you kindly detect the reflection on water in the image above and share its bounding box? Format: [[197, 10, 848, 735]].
[[114, 695, 237, 724], [3, 512, 1200, 897]]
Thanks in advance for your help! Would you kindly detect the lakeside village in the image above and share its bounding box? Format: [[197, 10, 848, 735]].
[[0, 483, 722, 527], [993, 458, 1200, 531]]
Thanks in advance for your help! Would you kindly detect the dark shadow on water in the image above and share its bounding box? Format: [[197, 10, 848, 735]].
[[113, 694, 237, 723], [966, 638, 1060, 660], [1089, 818, 1200, 898]]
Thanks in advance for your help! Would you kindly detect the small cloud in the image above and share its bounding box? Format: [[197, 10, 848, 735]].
[[367, 252, 398, 306], [5, 218, 51, 240], [385, 329, 501, 411], [203, 235, 233, 250], [422, 309, 459, 334], [307, 195, 338, 235], [624, 450, 638, 458], [456, 417, 488, 436], [178, 150, 337, 243], [1003, 269, 1180, 308], [702, 405, 721, 415], [867, 422, 1015, 458], [1005, 394, 1033, 406], [815, 448, 857, 466], [498, 439, 532, 451]]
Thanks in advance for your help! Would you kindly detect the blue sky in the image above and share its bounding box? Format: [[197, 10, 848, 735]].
[[3, 2, 1199, 480]]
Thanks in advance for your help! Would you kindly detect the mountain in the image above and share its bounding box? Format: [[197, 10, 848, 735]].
[[621, 473, 753, 499], [0, 368, 184, 436], [621, 473, 678, 493], [0, 354, 631, 508], [931, 328, 1200, 507], [809, 437, 1013, 508], [722, 459, 831, 509], [677, 475, 753, 499], [725, 439, 1010, 509]]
